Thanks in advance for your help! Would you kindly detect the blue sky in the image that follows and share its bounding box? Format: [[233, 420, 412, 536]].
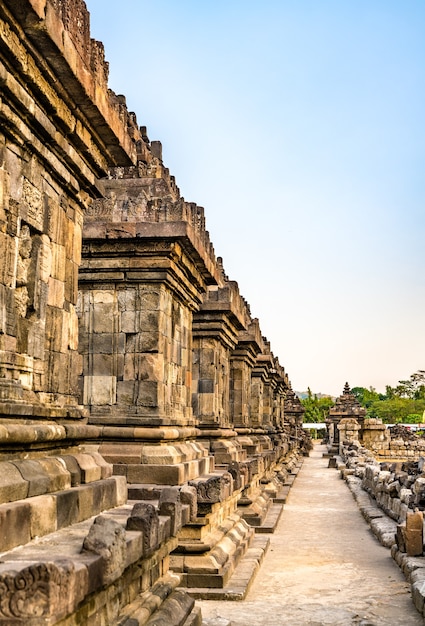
[[85, 0, 425, 396]]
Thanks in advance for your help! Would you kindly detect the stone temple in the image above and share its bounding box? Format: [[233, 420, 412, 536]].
[[0, 1, 311, 623]]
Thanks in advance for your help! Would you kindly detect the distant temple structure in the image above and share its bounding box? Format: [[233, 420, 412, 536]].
[[327, 382, 367, 446]]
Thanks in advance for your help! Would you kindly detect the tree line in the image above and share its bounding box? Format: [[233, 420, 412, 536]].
[[300, 370, 425, 424]]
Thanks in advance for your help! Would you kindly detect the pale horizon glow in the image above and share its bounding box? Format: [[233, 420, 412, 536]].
[[85, 0, 425, 397]]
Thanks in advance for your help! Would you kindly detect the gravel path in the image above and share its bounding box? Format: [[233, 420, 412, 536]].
[[198, 443, 424, 625]]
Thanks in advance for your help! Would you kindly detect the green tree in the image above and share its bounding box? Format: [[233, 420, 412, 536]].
[[388, 370, 425, 400], [301, 388, 333, 423], [351, 386, 385, 408], [369, 397, 425, 424], [351, 372, 425, 423]]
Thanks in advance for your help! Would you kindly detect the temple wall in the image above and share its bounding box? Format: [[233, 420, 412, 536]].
[[0, 1, 309, 623], [0, 0, 137, 420]]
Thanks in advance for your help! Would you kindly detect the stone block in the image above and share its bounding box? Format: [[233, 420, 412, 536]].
[[135, 380, 159, 406], [92, 303, 116, 333], [59, 455, 82, 486], [47, 276, 65, 307], [84, 375, 116, 405], [140, 330, 160, 352], [65, 259, 78, 304], [51, 241, 66, 281], [139, 309, 160, 332], [74, 485, 94, 522], [120, 310, 137, 332], [0, 501, 31, 551], [99, 443, 142, 465], [412, 579, 425, 614], [91, 332, 124, 354], [126, 502, 159, 556], [142, 589, 195, 625], [158, 515, 172, 544], [180, 485, 198, 521], [12, 459, 51, 497], [89, 452, 113, 479], [113, 476, 128, 505], [97, 478, 121, 511], [73, 453, 102, 483], [0, 461, 29, 503], [184, 554, 221, 574], [116, 380, 136, 404], [141, 445, 182, 465], [28, 494, 57, 538], [37, 458, 71, 492], [159, 487, 183, 536], [55, 489, 80, 529], [90, 353, 116, 376], [0, 560, 78, 623], [82, 515, 127, 585], [127, 463, 186, 485], [406, 510, 423, 556]]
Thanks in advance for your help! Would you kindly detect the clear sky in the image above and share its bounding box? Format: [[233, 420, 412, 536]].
[[85, 0, 425, 397]]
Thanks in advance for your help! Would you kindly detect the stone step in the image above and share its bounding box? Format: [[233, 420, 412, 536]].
[[181, 535, 269, 600], [254, 502, 284, 534], [0, 475, 127, 553], [274, 485, 290, 503], [284, 473, 296, 487], [0, 493, 196, 624], [114, 573, 201, 626]]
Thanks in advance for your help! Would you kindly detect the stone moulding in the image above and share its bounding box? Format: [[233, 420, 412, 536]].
[[1, 0, 137, 170]]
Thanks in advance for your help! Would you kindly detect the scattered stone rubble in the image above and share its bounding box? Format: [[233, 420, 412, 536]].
[[329, 429, 425, 618], [0, 1, 309, 623]]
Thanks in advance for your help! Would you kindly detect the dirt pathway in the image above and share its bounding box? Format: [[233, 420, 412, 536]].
[[198, 443, 424, 625]]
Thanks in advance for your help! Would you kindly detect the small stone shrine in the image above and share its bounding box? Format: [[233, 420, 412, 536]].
[[327, 382, 367, 448]]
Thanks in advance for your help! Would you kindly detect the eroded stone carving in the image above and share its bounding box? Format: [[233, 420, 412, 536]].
[[189, 473, 233, 505], [82, 515, 126, 584], [0, 561, 74, 620], [126, 502, 159, 556]]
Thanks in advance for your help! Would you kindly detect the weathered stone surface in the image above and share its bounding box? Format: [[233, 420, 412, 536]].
[[0, 500, 31, 551], [405, 511, 424, 557], [126, 502, 159, 556], [82, 515, 127, 585], [0, 462, 29, 503], [0, 561, 76, 623], [159, 487, 183, 536]]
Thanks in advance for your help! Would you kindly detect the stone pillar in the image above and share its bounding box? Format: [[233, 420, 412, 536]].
[[0, 0, 136, 423], [250, 366, 266, 429], [192, 276, 248, 431], [254, 341, 276, 429], [273, 377, 287, 429], [337, 417, 361, 451], [230, 319, 262, 430], [80, 177, 219, 428], [361, 418, 390, 453], [284, 385, 305, 427]]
